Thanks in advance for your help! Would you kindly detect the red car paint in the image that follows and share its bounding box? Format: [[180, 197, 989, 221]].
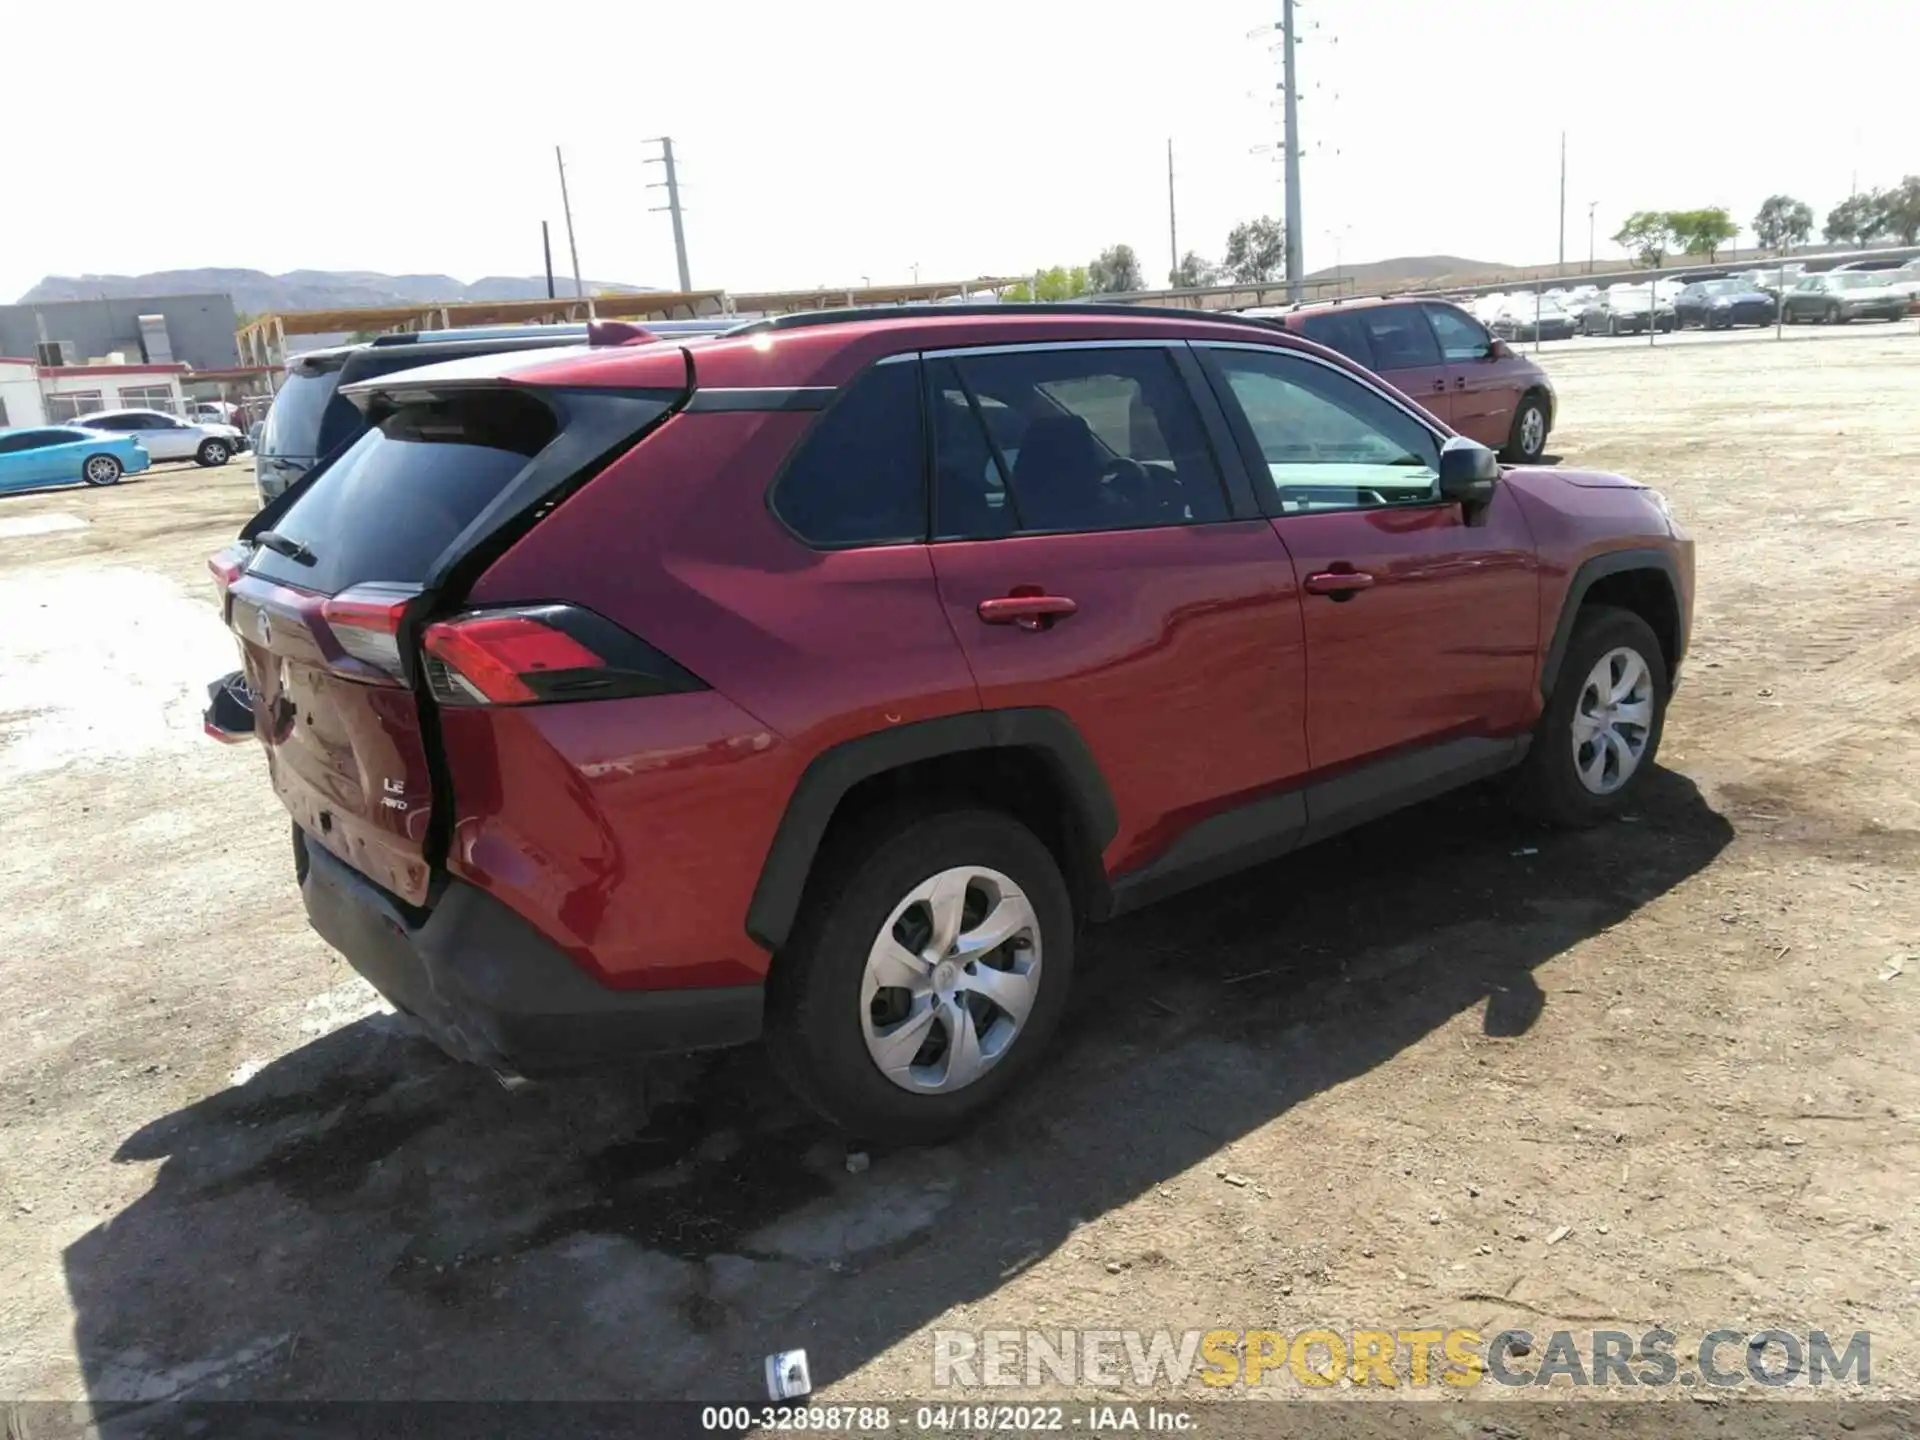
[[211, 306, 1689, 1075]]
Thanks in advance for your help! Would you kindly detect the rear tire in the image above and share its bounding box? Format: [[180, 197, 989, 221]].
[[1512, 605, 1669, 828], [196, 439, 231, 466], [1826, 301, 1844, 325], [1501, 391, 1550, 463], [766, 808, 1076, 1144], [81, 454, 123, 487]]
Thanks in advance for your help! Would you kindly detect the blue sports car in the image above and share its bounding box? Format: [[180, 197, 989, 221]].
[[0, 426, 152, 493]]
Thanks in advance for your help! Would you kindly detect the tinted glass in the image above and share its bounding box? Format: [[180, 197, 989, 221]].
[[248, 389, 559, 594], [932, 347, 1228, 538], [0, 432, 47, 453], [1209, 348, 1441, 513], [1424, 305, 1492, 361], [1298, 310, 1375, 367], [260, 364, 346, 460], [81, 415, 129, 431], [1357, 306, 1442, 369], [771, 360, 925, 547]]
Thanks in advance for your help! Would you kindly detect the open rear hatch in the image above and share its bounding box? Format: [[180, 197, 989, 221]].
[[210, 348, 689, 905]]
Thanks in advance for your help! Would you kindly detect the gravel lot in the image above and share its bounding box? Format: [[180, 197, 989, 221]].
[[1, 329, 1916, 1420]]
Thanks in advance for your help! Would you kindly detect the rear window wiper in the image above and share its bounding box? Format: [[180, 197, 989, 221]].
[[255, 530, 317, 566]]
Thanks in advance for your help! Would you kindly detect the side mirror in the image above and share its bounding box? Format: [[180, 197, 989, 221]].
[[1486, 338, 1511, 359], [1439, 435, 1500, 511]]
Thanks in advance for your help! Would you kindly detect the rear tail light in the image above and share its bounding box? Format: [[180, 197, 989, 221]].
[[208, 543, 250, 602], [422, 604, 705, 707], [320, 584, 421, 676]]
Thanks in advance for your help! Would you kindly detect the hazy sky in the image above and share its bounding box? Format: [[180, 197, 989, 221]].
[[3, 0, 1912, 303]]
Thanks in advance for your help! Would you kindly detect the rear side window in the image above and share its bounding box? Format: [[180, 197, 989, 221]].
[[931, 346, 1229, 538], [771, 360, 926, 547], [1298, 310, 1374, 367], [260, 365, 347, 460], [248, 389, 559, 594], [1357, 306, 1442, 369]]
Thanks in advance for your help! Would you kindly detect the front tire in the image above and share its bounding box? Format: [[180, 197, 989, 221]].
[[196, 439, 232, 466], [1512, 605, 1669, 828], [82, 454, 123, 486], [766, 808, 1076, 1144], [1502, 391, 1550, 463]]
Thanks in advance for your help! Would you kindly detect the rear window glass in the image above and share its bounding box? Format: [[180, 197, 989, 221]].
[[248, 389, 558, 594], [259, 365, 345, 460], [771, 361, 926, 547]]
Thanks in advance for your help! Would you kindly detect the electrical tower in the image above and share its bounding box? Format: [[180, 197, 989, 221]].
[[1280, 0, 1303, 300], [645, 137, 693, 293]]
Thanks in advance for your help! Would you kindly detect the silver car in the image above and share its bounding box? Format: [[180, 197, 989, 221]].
[[68, 408, 244, 466]]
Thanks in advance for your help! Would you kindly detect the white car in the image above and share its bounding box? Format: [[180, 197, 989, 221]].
[[68, 409, 245, 466]]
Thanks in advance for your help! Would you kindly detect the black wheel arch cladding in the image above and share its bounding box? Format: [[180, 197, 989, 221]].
[[745, 708, 1117, 954]]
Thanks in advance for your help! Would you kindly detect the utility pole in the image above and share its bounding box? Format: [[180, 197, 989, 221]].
[[1167, 137, 1179, 285], [541, 221, 555, 300], [1280, 0, 1304, 300], [1558, 132, 1566, 276], [555, 145, 591, 315], [646, 137, 693, 293], [1587, 201, 1597, 274]]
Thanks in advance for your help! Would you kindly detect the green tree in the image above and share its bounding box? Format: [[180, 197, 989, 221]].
[[1883, 176, 1920, 245], [1824, 191, 1890, 248], [1222, 217, 1285, 284], [1612, 210, 1675, 267], [1087, 244, 1144, 294], [1170, 251, 1217, 288], [1668, 207, 1739, 260], [1001, 265, 1092, 302], [1752, 195, 1814, 253]]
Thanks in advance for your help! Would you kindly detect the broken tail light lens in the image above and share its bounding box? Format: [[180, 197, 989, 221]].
[[319, 584, 421, 677]]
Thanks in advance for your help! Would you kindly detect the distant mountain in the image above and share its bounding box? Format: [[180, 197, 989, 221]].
[[1302, 254, 1510, 288], [16, 269, 654, 312]]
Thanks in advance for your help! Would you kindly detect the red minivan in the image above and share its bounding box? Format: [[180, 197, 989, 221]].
[[1272, 298, 1556, 464]]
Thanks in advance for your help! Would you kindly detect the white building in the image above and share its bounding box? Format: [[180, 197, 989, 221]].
[[11, 361, 190, 425], [0, 357, 43, 428]]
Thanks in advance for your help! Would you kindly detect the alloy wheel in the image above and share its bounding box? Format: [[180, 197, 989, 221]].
[[1519, 405, 1546, 457], [860, 865, 1040, 1094], [1570, 646, 1655, 795], [84, 457, 119, 485]]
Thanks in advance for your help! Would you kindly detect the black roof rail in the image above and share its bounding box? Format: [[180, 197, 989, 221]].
[[726, 303, 1289, 334]]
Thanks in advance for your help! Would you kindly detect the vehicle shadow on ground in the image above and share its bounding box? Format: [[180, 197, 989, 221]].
[[64, 769, 1730, 1410]]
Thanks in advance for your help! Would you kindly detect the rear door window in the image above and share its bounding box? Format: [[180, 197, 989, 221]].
[[770, 360, 926, 547], [1357, 305, 1443, 370], [1298, 311, 1375, 368], [247, 389, 559, 594], [931, 346, 1229, 538]]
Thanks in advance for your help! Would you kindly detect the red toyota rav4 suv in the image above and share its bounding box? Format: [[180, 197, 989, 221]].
[[208, 305, 1691, 1142]]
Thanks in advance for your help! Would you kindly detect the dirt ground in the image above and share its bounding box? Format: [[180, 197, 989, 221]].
[[1, 329, 1917, 1425]]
